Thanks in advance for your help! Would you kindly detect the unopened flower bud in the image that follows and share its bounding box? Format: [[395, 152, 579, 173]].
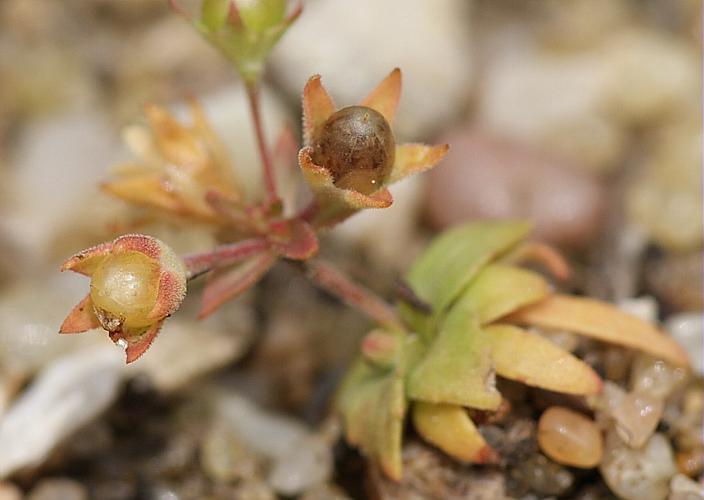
[[361, 330, 400, 368]]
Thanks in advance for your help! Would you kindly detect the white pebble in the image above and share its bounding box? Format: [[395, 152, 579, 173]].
[[600, 431, 678, 500]]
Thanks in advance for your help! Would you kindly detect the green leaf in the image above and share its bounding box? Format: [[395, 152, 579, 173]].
[[336, 359, 405, 480], [457, 263, 549, 325], [399, 221, 530, 336], [407, 310, 501, 410]]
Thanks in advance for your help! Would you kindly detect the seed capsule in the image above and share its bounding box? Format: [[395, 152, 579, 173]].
[[90, 251, 160, 329], [537, 406, 603, 468], [311, 105, 395, 194]]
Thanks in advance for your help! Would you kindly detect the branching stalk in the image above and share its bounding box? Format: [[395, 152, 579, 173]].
[[183, 237, 270, 279], [305, 259, 403, 330]]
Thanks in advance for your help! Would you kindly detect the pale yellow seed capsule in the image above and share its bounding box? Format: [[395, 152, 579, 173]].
[[537, 406, 603, 469], [90, 251, 160, 329]]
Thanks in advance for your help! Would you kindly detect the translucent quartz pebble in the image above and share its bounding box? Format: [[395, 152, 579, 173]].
[[612, 392, 664, 448], [600, 431, 677, 500], [537, 406, 603, 468], [668, 474, 704, 500], [630, 355, 688, 400], [665, 314, 703, 376]]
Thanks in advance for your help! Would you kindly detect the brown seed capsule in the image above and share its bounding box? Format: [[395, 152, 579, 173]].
[[537, 406, 603, 468], [311, 105, 395, 194]]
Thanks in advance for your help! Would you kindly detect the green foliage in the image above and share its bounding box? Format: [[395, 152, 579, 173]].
[[191, 0, 299, 85]]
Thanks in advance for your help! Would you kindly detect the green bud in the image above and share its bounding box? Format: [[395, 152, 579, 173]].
[[201, 0, 230, 32], [236, 0, 286, 33], [361, 330, 400, 368]]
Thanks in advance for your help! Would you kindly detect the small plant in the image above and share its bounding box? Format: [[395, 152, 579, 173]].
[[56, 0, 690, 488], [335, 221, 687, 479], [59, 0, 447, 363]]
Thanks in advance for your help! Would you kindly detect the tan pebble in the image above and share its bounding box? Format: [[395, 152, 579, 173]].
[[538, 406, 603, 468]]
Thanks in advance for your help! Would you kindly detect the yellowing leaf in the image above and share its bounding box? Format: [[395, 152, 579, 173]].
[[412, 402, 496, 463], [400, 221, 530, 336], [458, 264, 549, 325], [507, 295, 689, 367], [407, 312, 501, 410], [485, 324, 602, 395], [336, 359, 405, 480]]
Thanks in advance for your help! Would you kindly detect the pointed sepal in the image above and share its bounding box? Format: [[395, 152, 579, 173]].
[[359, 68, 402, 125], [59, 294, 100, 334], [302, 75, 336, 146], [388, 143, 449, 184]]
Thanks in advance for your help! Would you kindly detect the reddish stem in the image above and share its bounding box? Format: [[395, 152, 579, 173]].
[[183, 238, 270, 279], [246, 83, 278, 208], [306, 260, 402, 330]]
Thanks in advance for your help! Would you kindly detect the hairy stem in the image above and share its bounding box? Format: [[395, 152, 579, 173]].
[[246, 83, 278, 208], [183, 238, 270, 279], [305, 260, 403, 330]]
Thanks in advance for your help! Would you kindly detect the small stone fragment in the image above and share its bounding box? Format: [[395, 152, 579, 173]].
[[665, 314, 703, 375], [368, 439, 509, 499], [669, 474, 704, 500], [630, 355, 688, 400], [676, 448, 703, 478], [0, 482, 21, 500], [647, 254, 703, 313], [600, 431, 678, 500], [0, 347, 123, 478], [267, 433, 333, 496], [509, 453, 574, 497], [425, 131, 605, 248], [26, 478, 87, 500], [200, 421, 261, 483], [537, 407, 603, 468], [626, 122, 702, 251], [300, 483, 351, 500], [612, 392, 665, 449]]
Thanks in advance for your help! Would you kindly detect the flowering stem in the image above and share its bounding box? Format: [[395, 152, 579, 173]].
[[246, 82, 278, 208], [182, 238, 270, 279], [305, 259, 403, 330]]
